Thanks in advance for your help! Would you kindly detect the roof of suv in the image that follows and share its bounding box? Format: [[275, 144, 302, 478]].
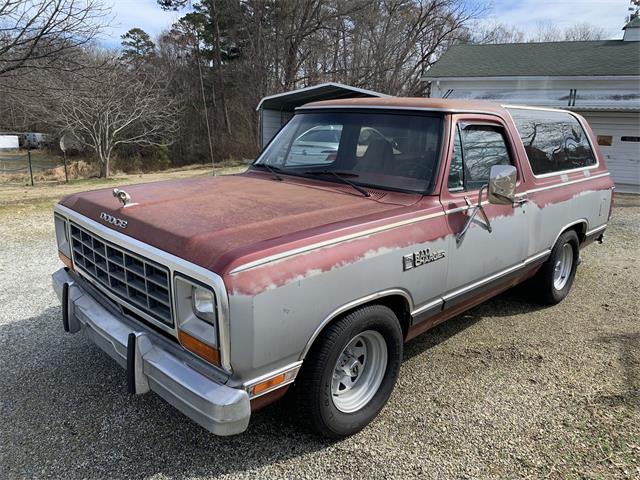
[[298, 97, 511, 115], [298, 97, 579, 119]]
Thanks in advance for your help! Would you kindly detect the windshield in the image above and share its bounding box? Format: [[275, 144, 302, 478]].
[[253, 111, 443, 194]]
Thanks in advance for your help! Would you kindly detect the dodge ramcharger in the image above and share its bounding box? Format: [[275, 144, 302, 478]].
[[52, 98, 614, 437]]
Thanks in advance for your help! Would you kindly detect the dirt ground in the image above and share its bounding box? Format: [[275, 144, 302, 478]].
[[0, 168, 638, 479]]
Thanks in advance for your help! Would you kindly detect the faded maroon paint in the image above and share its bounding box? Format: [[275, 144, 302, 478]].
[[225, 196, 448, 295], [527, 173, 614, 209], [307, 97, 510, 117], [60, 173, 421, 274]]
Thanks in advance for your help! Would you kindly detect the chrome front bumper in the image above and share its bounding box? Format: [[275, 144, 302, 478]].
[[52, 268, 250, 436]]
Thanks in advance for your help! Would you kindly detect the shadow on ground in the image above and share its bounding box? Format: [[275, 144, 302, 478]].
[[1, 287, 553, 478], [0, 307, 333, 478], [404, 285, 549, 362], [596, 332, 640, 409]]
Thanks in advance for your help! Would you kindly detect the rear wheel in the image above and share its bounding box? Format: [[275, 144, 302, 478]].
[[533, 230, 580, 304], [296, 305, 403, 438]]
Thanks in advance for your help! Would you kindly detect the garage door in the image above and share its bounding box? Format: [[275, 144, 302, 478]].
[[580, 111, 640, 193]]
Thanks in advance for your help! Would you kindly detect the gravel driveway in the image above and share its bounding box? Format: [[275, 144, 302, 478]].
[[1, 195, 638, 479]]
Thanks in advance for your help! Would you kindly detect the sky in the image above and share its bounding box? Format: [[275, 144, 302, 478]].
[[103, 0, 632, 48], [102, 0, 183, 46], [480, 0, 631, 39]]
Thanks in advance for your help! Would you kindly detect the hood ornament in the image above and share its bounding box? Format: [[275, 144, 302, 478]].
[[112, 188, 131, 207]]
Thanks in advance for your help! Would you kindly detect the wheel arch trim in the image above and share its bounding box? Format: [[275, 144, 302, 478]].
[[552, 219, 588, 247], [298, 288, 414, 361]]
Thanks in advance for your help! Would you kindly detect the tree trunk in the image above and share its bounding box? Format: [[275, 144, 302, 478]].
[[99, 159, 108, 178], [211, 0, 231, 136], [98, 149, 109, 178]]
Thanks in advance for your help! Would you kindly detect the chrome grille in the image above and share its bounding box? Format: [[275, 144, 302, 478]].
[[69, 223, 173, 326]]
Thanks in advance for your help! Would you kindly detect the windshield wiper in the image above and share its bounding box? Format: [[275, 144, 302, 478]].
[[253, 163, 283, 181], [305, 170, 370, 197]]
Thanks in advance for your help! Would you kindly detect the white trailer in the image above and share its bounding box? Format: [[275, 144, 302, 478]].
[[0, 135, 19, 150]]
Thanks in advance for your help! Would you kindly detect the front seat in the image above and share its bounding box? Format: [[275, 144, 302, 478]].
[[355, 138, 393, 174]]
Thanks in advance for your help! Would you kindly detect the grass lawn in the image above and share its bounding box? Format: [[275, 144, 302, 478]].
[[0, 164, 247, 212]]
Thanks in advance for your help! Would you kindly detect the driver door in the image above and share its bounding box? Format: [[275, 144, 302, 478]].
[[441, 116, 529, 303]]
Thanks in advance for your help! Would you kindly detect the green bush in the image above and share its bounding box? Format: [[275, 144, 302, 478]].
[[145, 145, 171, 172]]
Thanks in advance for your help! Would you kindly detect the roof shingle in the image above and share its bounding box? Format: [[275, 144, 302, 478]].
[[423, 41, 640, 78]]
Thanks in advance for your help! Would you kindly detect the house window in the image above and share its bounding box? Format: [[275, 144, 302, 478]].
[[597, 135, 613, 146]]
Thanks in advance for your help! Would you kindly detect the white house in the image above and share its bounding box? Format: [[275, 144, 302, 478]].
[[422, 19, 640, 193]]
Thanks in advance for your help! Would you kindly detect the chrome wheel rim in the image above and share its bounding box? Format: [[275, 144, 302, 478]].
[[553, 243, 573, 290], [331, 330, 387, 413]]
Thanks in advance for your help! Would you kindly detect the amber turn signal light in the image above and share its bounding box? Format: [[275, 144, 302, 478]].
[[251, 374, 286, 396], [178, 330, 220, 366], [58, 251, 74, 270]]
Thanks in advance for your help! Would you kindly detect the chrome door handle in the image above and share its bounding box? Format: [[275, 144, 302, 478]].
[[513, 197, 528, 207]]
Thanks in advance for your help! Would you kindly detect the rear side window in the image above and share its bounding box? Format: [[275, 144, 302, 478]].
[[508, 108, 596, 175]]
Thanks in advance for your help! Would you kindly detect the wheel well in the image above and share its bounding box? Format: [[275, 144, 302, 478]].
[[564, 222, 587, 245], [302, 294, 412, 360], [374, 295, 412, 338]]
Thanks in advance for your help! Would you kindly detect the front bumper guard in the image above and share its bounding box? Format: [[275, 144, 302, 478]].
[[52, 268, 250, 436]]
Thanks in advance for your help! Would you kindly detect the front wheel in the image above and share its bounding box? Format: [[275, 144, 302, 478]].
[[533, 230, 580, 305], [296, 305, 403, 438]]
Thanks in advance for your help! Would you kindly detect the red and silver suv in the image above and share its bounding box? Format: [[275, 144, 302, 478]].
[[53, 98, 613, 437]]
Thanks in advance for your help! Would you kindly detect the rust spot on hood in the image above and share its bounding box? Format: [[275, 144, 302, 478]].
[[60, 173, 421, 274]]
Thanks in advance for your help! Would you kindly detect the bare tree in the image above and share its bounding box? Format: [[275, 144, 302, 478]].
[[2, 0, 484, 171], [527, 20, 606, 43], [38, 53, 180, 177], [465, 20, 525, 44], [528, 20, 562, 42], [564, 22, 605, 41], [273, 0, 480, 95], [0, 0, 108, 77]]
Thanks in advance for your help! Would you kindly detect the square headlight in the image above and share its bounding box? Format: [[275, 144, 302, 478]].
[[54, 214, 71, 258], [192, 285, 216, 325], [174, 275, 218, 350]]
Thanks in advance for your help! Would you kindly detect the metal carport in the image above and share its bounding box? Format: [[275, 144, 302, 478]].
[[257, 82, 389, 149]]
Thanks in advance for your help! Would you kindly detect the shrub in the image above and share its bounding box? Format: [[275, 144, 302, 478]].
[[111, 152, 143, 174]]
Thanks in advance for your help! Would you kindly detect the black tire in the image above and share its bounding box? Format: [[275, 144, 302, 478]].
[[533, 230, 580, 305], [295, 304, 403, 438]]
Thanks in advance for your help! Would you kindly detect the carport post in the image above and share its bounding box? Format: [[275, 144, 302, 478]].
[[27, 150, 34, 186]]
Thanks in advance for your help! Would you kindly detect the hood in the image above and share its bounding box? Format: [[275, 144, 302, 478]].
[[60, 173, 419, 274]]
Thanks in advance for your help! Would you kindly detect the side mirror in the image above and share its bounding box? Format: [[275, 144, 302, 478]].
[[488, 164, 517, 205]]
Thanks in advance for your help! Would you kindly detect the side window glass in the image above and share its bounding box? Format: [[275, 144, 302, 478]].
[[447, 127, 464, 191], [507, 108, 597, 175], [459, 125, 511, 191]]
